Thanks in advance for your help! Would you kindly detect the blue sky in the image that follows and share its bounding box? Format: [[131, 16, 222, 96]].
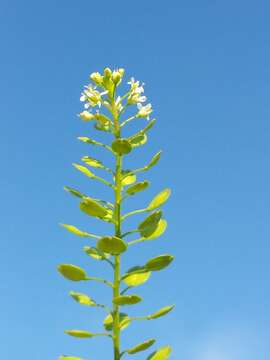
[[0, 0, 270, 359]]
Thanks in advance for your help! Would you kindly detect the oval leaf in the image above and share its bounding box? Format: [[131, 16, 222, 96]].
[[59, 356, 83, 360], [127, 338, 156, 354], [113, 294, 142, 305], [64, 186, 85, 198], [112, 138, 132, 155], [147, 346, 172, 360], [103, 312, 131, 331], [80, 197, 108, 218], [126, 181, 150, 196], [121, 171, 137, 186], [138, 210, 162, 238], [81, 156, 104, 168], [128, 133, 147, 148], [70, 291, 96, 306], [97, 236, 127, 255], [148, 305, 175, 319], [58, 264, 87, 281], [73, 163, 95, 178], [147, 188, 171, 210], [144, 219, 167, 240], [145, 254, 174, 271], [84, 246, 110, 260], [123, 267, 151, 287], [60, 224, 89, 237], [64, 330, 94, 338], [146, 151, 162, 170]]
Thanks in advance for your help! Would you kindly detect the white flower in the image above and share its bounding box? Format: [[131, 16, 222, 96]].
[[127, 78, 147, 104], [137, 103, 153, 119], [80, 85, 108, 108]]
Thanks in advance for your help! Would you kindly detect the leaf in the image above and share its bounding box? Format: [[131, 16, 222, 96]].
[[148, 305, 175, 319], [80, 197, 108, 219], [73, 163, 95, 178], [123, 266, 151, 287], [58, 264, 87, 281], [147, 189, 171, 210], [60, 224, 90, 237], [147, 346, 172, 360], [146, 151, 162, 170], [59, 356, 83, 360], [126, 181, 150, 196], [127, 338, 156, 354], [138, 210, 162, 238], [77, 136, 97, 145], [121, 170, 137, 186], [145, 254, 174, 271], [144, 219, 167, 240], [97, 236, 127, 255], [112, 138, 132, 155], [84, 246, 110, 260], [64, 330, 94, 338], [128, 133, 147, 148], [81, 156, 104, 169], [113, 294, 142, 305], [64, 186, 85, 198], [69, 291, 96, 306], [103, 312, 131, 331]]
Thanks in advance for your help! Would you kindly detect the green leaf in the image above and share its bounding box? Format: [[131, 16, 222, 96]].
[[128, 133, 147, 148], [112, 138, 132, 155], [97, 236, 128, 255], [58, 264, 87, 281], [73, 163, 95, 178], [138, 210, 162, 238], [113, 294, 142, 305], [80, 197, 109, 219], [144, 219, 167, 240], [84, 246, 110, 260], [145, 254, 174, 271], [126, 181, 150, 196], [69, 291, 96, 306], [81, 156, 104, 168], [123, 266, 151, 287], [121, 171, 137, 186], [146, 151, 162, 170], [148, 305, 175, 319], [127, 338, 156, 354], [60, 224, 90, 237], [103, 312, 131, 331], [147, 188, 171, 210], [78, 136, 96, 144], [147, 346, 172, 360], [59, 356, 83, 360], [64, 330, 94, 338], [64, 186, 85, 198]]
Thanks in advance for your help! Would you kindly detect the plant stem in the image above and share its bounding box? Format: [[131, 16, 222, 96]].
[[113, 96, 122, 360]]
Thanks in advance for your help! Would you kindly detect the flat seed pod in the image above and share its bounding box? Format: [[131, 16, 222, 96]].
[[121, 171, 137, 186], [112, 138, 132, 155], [69, 291, 96, 306], [126, 181, 150, 195], [97, 236, 127, 255], [147, 346, 172, 360], [148, 188, 171, 210], [127, 338, 156, 354], [148, 305, 175, 319], [81, 156, 104, 168], [80, 197, 108, 218], [64, 186, 85, 198], [73, 163, 95, 178], [103, 312, 131, 331], [83, 246, 110, 260], [58, 264, 87, 281], [113, 294, 142, 305], [60, 224, 88, 237], [138, 210, 162, 238], [64, 330, 94, 338], [146, 151, 162, 170], [128, 133, 147, 148], [145, 254, 174, 271], [59, 356, 83, 360], [144, 219, 167, 240], [123, 266, 151, 287]]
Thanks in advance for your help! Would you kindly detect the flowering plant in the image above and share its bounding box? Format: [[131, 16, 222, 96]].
[[58, 67, 174, 360]]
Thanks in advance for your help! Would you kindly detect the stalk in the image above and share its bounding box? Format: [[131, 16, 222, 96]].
[[112, 95, 122, 360]]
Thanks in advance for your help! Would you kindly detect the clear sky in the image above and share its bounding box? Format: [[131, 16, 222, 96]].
[[0, 0, 269, 359]]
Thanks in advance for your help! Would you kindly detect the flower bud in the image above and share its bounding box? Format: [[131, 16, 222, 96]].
[[112, 71, 121, 85], [79, 111, 95, 121], [104, 67, 112, 78], [90, 72, 103, 85], [118, 68, 125, 77]]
